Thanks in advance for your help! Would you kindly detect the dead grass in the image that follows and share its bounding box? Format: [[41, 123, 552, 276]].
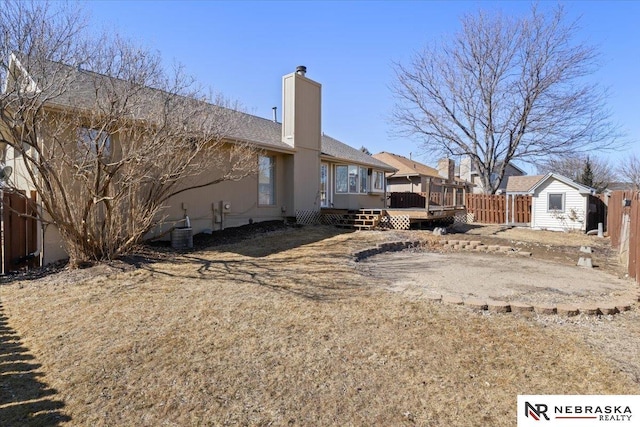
[[1, 225, 638, 426]]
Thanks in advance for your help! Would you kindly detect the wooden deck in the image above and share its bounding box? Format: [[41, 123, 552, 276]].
[[385, 206, 466, 220], [319, 206, 465, 230]]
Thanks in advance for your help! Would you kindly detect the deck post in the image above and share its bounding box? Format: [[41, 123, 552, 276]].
[[505, 193, 510, 225], [443, 183, 448, 208], [425, 177, 431, 212]]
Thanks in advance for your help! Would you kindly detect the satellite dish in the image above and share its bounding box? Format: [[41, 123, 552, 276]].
[[0, 166, 12, 180]]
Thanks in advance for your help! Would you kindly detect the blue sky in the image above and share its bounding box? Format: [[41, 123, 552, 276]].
[[84, 1, 640, 172]]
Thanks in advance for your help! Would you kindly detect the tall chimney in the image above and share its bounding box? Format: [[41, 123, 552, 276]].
[[437, 158, 455, 182], [282, 65, 321, 214]]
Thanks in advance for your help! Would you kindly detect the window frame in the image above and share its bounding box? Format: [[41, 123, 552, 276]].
[[359, 166, 368, 194], [320, 163, 329, 207], [547, 192, 565, 212], [258, 154, 276, 206], [335, 165, 349, 194], [335, 164, 381, 194], [77, 127, 111, 158], [373, 170, 385, 192]]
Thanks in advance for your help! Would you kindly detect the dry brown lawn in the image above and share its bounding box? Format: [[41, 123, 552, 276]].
[[1, 225, 638, 426]]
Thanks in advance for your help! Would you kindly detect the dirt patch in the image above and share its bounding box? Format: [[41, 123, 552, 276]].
[[449, 224, 624, 277], [359, 250, 636, 306], [1, 225, 638, 426]]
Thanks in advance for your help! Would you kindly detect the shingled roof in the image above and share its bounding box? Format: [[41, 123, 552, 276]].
[[12, 54, 392, 168], [321, 135, 395, 170], [506, 173, 595, 195], [372, 152, 440, 178], [505, 175, 545, 193]]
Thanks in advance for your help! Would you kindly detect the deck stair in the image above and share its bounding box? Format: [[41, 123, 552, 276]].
[[336, 209, 384, 230]]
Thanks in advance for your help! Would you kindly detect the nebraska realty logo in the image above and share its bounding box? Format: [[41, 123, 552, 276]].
[[517, 395, 640, 426]]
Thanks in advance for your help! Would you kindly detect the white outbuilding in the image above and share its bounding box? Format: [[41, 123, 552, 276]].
[[506, 173, 597, 232]]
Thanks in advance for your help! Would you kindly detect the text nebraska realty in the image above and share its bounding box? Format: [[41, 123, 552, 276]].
[[526, 402, 632, 421]]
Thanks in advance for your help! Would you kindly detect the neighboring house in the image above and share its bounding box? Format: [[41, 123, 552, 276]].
[[372, 152, 471, 191], [372, 152, 443, 193], [2, 59, 395, 266], [506, 173, 597, 232], [371, 152, 470, 210], [459, 156, 525, 194]]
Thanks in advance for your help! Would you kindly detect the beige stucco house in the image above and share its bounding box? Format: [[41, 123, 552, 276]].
[[2, 58, 394, 266]]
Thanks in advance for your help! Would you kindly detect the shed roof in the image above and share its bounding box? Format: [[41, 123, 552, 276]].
[[506, 173, 595, 195], [506, 175, 545, 193]]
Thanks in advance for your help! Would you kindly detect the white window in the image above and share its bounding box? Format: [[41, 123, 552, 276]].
[[373, 171, 385, 191], [78, 127, 111, 158], [359, 167, 368, 193], [320, 163, 329, 207], [548, 193, 564, 212], [336, 165, 348, 193], [336, 164, 379, 194], [258, 155, 275, 205], [348, 165, 358, 193]]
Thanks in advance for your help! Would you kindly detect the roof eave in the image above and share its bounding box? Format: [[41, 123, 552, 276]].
[[319, 153, 396, 172]]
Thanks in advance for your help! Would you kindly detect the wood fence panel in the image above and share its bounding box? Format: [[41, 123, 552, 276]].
[[466, 194, 505, 224], [607, 190, 640, 283], [630, 192, 640, 280], [608, 191, 632, 248], [2, 190, 39, 273], [466, 194, 531, 224]]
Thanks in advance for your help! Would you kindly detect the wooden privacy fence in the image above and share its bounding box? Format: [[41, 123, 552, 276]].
[[1, 190, 39, 274], [607, 190, 640, 282], [465, 194, 532, 224]]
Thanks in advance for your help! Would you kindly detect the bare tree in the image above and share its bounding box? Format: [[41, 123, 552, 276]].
[[536, 155, 615, 193], [0, 0, 259, 266], [392, 5, 621, 194], [617, 153, 640, 190]]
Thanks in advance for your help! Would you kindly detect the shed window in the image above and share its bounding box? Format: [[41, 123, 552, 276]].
[[548, 193, 564, 212]]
